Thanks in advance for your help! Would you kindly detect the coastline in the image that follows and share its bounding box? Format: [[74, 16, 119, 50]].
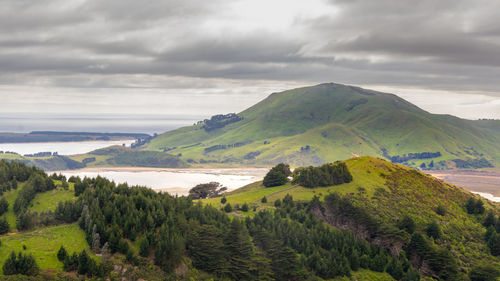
[[57, 166, 270, 176]]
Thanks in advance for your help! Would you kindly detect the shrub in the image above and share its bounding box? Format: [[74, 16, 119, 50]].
[[241, 203, 249, 212], [436, 205, 446, 216], [426, 221, 442, 239]]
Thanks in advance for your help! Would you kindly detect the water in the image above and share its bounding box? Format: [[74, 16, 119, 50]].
[[472, 191, 500, 202], [0, 140, 135, 156], [59, 168, 268, 196]]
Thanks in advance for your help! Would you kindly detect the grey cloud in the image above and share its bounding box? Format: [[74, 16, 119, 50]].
[[0, 0, 499, 120]]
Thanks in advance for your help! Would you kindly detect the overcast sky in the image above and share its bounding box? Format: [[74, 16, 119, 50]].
[[1, 0, 499, 133]]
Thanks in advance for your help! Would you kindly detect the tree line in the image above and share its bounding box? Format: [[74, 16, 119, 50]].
[[293, 162, 353, 188]]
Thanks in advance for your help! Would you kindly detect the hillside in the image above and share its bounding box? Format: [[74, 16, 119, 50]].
[[0, 158, 405, 280], [2, 157, 500, 280], [203, 157, 500, 280], [143, 83, 500, 169]]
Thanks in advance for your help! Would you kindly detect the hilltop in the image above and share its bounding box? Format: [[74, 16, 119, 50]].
[[143, 83, 500, 169]]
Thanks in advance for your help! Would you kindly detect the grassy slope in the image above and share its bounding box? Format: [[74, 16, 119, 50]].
[[203, 156, 500, 272], [332, 269, 395, 281], [2, 186, 22, 231], [30, 181, 75, 213], [145, 83, 500, 168], [0, 224, 96, 274]]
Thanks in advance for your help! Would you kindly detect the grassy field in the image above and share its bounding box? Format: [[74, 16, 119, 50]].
[[0, 223, 96, 274], [30, 182, 75, 213], [332, 269, 395, 281], [2, 186, 22, 231]]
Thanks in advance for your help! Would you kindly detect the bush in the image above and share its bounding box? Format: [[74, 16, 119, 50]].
[[397, 215, 416, 234], [466, 198, 485, 214], [436, 205, 446, 216], [241, 203, 249, 212], [221, 197, 227, 204], [274, 199, 281, 207], [426, 221, 442, 239], [261, 196, 267, 203], [224, 203, 233, 213]]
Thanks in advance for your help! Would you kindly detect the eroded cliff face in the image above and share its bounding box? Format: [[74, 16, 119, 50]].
[[311, 203, 404, 257]]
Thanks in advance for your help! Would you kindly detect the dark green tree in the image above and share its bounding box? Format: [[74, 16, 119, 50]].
[[436, 205, 446, 216], [484, 211, 497, 228], [398, 215, 416, 234], [426, 221, 442, 239], [0, 197, 8, 215], [225, 219, 254, 280], [57, 246, 68, 262], [469, 264, 500, 281], [241, 203, 249, 212], [77, 250, 90, 275], [0, 217, 10, 234], [189, 224, 227, 276]]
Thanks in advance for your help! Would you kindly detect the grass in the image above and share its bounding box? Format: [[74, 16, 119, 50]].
[[203, 157, 392, 211], [2, 185, 22, 231], [30, 182, 75, 213], [0, 223, 97, 274], [332, 269, 395, 281]]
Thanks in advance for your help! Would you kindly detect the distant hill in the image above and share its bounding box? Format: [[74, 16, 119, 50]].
[[0, 131, 149, 143], [144, 83, 500, 169]]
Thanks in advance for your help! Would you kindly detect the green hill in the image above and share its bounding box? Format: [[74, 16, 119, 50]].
[[3, 155, 500, 280], [144, 83, 500, 169], [203, 156, 500, 280]]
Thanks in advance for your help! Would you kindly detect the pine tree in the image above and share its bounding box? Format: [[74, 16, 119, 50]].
[[0, 217, 10, 234], [225, 219, 255, 280], [57, 246, 68, 262], [139, 237, 150, 257], [484, 211, 497, 227], [241, 203, 249, 212], [2, 252, 17, 275], [78, 250, 90, 275], [0, 197, 8, 215], [189, 224, 227, 275]]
